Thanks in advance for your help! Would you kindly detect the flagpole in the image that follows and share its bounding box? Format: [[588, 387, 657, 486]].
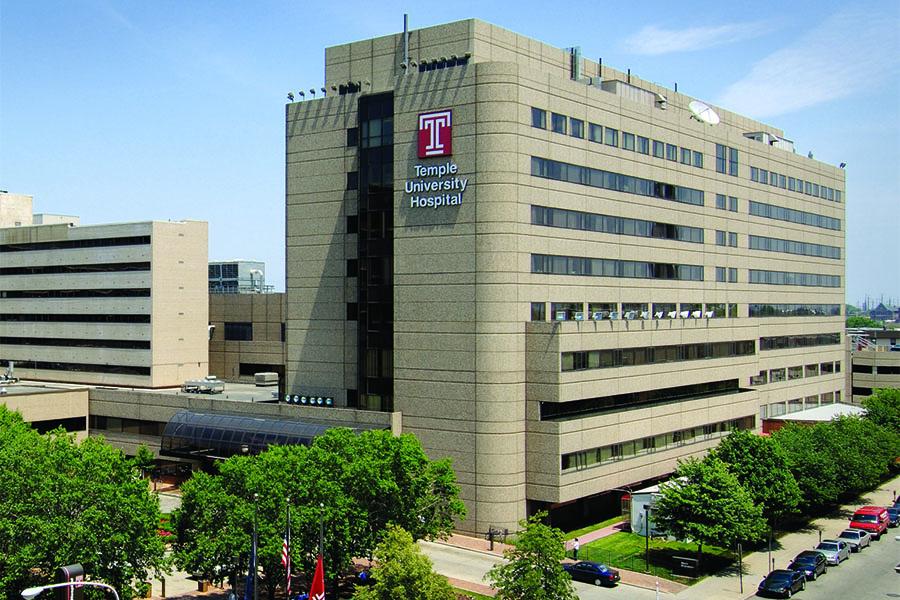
[[286, 498, 291, 598], [253, 493, 259, 600], [318, 502, 324, 556]]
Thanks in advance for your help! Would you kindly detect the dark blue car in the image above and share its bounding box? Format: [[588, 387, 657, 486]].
[[885, 506, 899, 527], [757, 569, 805, 598], [787, 550, 827, 581], [562, 561, 620, 586]]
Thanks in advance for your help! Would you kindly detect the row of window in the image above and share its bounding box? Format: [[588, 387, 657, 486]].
[[0, 313, 151, 323], [851, 363, 900, 375], [749, 269, 841, 288], [0, 336, 150, 350], [714, 230, 739, 247], [749, 235, 841, 260], [0, 359, 150, 376], [0, 262, 151, 276], [541, 379, 741, 421], [90, 415, 166, 437], [759, 332, 842, 351], [561, 416, 755, 471], [0, 288, 151, 298], [561, 340, 756, 372], [531, 156, 705, 206], [761, 391, 842, 418], [209, 263, 239, 278], [715, 144, 739, 176], [750, 360, 841, 386], [749, 304, 841, 317], [749, 200, 841, 231], [715, 267, 739, 283], [530, 205, 704, 243], [750, 166, 841, 203], [532, 254, 704, 281], [532, 302, 738, 321], [715, 194, 739, 212], [0, 235, 150, 253], [531, 108, 705, 169]]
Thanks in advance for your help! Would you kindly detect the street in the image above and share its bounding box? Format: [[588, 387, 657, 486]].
[[789, 534, 900, 600]]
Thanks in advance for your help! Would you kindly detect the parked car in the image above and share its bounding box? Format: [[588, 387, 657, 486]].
[[757, 569, 805, 598], [815, 540, 851, 565], [849, 506, 890, 540], [885, 506, 899, 528], [837, 528, 871, 552], [787, 550, 828, 581], [562, 561, 620, 586]]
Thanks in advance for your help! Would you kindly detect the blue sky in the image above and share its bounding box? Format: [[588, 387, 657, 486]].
[[2, 0, 897, 304]]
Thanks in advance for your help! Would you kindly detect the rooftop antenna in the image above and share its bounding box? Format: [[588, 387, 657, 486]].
[[627, 68, 631, 84], [402, 14, 410, 68], [688, 100, 720, 125]]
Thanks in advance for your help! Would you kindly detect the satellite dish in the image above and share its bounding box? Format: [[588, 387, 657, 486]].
[[688, 100, 720, 125]]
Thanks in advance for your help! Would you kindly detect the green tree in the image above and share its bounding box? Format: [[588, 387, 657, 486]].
[[652, 457, 765, 561], [351, 525, 454, 600], [485, 513, 577, 600], [862, 388, 900, 433], [772, 423, 843, 511], [0, 407, 169, 599], [711, 430, 801, 527], [846, 315, 883, 328]]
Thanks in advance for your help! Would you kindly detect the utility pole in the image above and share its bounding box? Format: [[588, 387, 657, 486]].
[[645, 504, 651, 572]]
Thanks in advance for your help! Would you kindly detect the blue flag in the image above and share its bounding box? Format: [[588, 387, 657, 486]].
[[243, 531, 257, 600]]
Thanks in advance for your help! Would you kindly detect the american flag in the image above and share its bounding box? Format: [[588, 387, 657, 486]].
[[281, 532, 291, 595]]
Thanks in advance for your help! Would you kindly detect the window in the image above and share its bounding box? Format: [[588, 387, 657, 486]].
[[551, 302, 583, 321], [652, 140, 664, 158], [531, 302, 546, 321], [750, 371, 768, 386], [346, 171, 358, 190], [531, 107, 547, 129], [805, 363, 819, 377], [531, 205, 703, 244], [759, 333, 841, 350], [560, 340, 755, 371], [749, 270, 841, 287], [788, 365, 803, 380], [347, 303, 358, 321], [749, 200, 841, 231], [728, 147, 738, 176], [821, 361, 835, 374], [604, 127, 619, 147], [693, 151, 703, 168], [770, 368, 786, 383], [622, 132, 635, 151], [751, 166, 759, 182], [347, 215, 358, 234], [728, 196, 738, 212], [224, 322, 253, 341], [716, 267, 726, 282], [749, 304, 840, 317], [665, 143, 677, 161], [551, 112, 566, 133], [728, 267, 738, 282], [728, 304, 738, 318], [748, 235, 841, 259], [588, 123, 602, 143], [716, 194, 727, 210], [346, 258, 358, 277], [360, 116, 393, 148], [716, 230, 726, 246], [346, 127, 359, 147], [680, 147, 692, 165], [570, 118, 584, 138], [637, 136, 650, 154], [716, 144, 726, 173], [706, 303, 726, 317], [728, 232, 737, 247]]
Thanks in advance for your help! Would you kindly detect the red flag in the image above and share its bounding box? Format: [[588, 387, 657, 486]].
[[281, 532, 290, 596], [309, 554, 325, 600]]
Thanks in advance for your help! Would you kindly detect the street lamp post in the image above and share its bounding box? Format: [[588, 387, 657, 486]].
[[21, 582, 120, 600]]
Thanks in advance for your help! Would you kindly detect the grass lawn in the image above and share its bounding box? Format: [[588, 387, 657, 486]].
[[452, 588, 493, 600], [581, 532, 734, 585], [564, 515, 624, 539]]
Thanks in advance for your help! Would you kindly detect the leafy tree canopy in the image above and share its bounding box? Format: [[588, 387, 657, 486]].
[[0, 406, 168, 599], [351, 525, 454, 600], [652, 456, 765, 557], [485, 512, 577, 600], [847, 315, 883, 328], [862, 388, 900, 433]]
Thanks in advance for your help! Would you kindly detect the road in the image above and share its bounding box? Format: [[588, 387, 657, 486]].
[[421, 541, 669, 599], [789, 533, 900, 600]]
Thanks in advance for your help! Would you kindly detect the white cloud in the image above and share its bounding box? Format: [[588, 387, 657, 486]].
[[623, 22, 773, 55], [716, 8, 900, 119]]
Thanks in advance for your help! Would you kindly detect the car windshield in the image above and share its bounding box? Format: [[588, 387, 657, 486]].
[[766, 572, 792, 581], [853, 514, 877, 522], [817, 543, 838, 551], [839, 531, 859, 538]]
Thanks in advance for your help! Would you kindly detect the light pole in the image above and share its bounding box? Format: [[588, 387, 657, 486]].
[[21, 582, 119, 600]]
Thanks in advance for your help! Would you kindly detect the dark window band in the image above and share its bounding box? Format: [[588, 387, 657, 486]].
[[0, 313, 151, 323], [0, 235, 150, 253], [561, 340, 755, 372], [749, 235, 840, 259], [542, 379, 742, 420], [1, 288, 150, 298], [749, 304, 841, 317], [532, 254, 704, 281], [749, 270, 840, 287], [0, 262, 151, 275], [531, 205, 703, 243], [531, 156, 705, 206], [0, 359, 150, 376], [759, 333, 841, 350], [0, 337, 150, 350], [749, 200, 840, 231]]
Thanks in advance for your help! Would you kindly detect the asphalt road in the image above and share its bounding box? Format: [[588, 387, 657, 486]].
[[780, 532, 900, 600]]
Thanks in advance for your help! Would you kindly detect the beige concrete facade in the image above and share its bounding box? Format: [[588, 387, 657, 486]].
[[285, 19, 846, 533], [1, 384, 89, 439], [209, 292, 286, 382], [0, 191, 33, 227], [0, 220, 209, 387]]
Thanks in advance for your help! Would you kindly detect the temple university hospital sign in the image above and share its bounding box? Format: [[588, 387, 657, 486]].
[[406, 109, 469, 209]]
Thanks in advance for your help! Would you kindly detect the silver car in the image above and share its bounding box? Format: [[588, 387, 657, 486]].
[[837, 528, 871, 552], [815, 539, 851, 565]]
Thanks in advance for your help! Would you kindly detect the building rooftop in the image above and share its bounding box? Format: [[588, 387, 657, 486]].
[[769, 403, 866, 422]]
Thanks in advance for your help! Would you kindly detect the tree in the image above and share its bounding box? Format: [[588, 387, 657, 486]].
[[173, 428, 465, 599], [711, 430, 801, 527], [652, 457, 765, 561], [351, 525, 454, 600], [485, 513, 577, 600], [772, 422, 844, 511], [846, 315, 883, 328], [862, 388, 900, 433], [0, 406, 169, 599]]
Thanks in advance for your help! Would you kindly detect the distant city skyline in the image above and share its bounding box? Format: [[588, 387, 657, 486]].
[[2, 0, 898, 302]]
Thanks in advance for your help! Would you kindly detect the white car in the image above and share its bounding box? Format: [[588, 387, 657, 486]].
[[816, 539, 851, 565], [837, 528, 871, 552]]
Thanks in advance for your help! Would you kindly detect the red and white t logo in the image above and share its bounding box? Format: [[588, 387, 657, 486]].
[[418, 109, 452, 158]]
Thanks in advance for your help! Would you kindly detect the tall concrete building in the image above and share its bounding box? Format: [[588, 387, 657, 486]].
[[0, 219, 209, 388], [284, 19, 846, 532]]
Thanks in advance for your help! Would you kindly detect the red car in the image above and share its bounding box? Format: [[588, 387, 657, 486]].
[[848, 506, 889, 540]]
